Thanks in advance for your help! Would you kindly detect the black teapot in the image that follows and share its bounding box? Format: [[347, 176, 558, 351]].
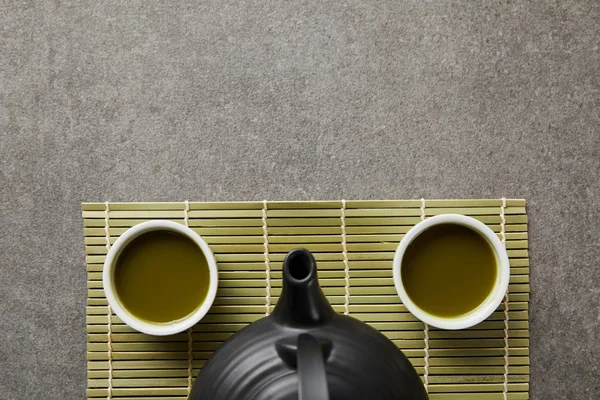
[[190, 248, 428, 400]]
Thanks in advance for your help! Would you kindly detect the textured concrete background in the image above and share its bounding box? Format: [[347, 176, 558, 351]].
[[1, 1, 598, 398]]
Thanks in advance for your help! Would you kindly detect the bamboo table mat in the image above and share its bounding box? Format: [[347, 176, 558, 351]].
[[82, 199, 530, 400]]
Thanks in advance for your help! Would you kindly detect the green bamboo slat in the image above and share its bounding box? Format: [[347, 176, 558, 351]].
[[187, 210, 263, 218], [268, 235, 342, 243], [87, 333, 187, 342], [266, 201, 343, 209], [85, 341, 530, 361], [87, 369, 193, 378], [84, 395, 528, 400], [87, 283, 531, 298], [187, 202, 265, 210], [85, 381, 530, 397], [83, 211, 182, 219], [429, 366, 529, 375], [85, 347, 528, 359], [77, 368, 510, 380], [287, 270, 526, 281], [83, 210, 269, 219], [87, 352, 211, 361], [86, 388, 189, 396], [84, 223, 526, 236], [200, 236, 265, 244], [427, 375, 529, 384], [85, 357, 529, 374], [87, 360, 190, 370], [84, 393, 529, 400], [85, 318, 528, 335], [188, 219, 264, 227], [88, 294, 346, 307], [88, 398, 188, 400], [343, 240, 528, 252], [86, 355, 530, 375], [82, 203, 110, 211], [85, 320, 529, 335], [85, 350, 521, 364], [427, 330, 529, 339], [83, 202, 178, 211], [85, 258, 528, 271], [195, 227, 265, 235], [85, 317, 529, 334], [345, 199, 525, 208], [266, 209, 343, 217], [86, 218, 268, 228], [265, 217, 345, 227], [86, 365, 529, 384], [87, 303, 529, 316], [344, 215, 527, 226], [422, 338, 529, 349], [428, 382, 528, 392], [85, 241, 530, 256], [429, 357, 530, 366], [341, 207, 525, 217], [427, 394, 528, 400], [262, 206, 520, 218], [88, 343, 191, 352], [83, 219, 182, 227], [425, 207, 525, 216], [271, 269, 526, 281], [88, 378, 188, 387], [84, 227, 267, 236], [345, 224, 528, 234], [85, 346, 529, 359], [82, 201, 267, 211], [86, 283, 530, 298], [91, 269, 448, 281], [87, 311, 530, 331], [84, 243, 529, 258], [85, 305, 255, 315], [85, 364, 531, 381], [430, 348, 529, 357], [87, 314, 263, 325], [268, 226, 344, 235], [86, 311, 529, 327], [343, 232, 528, 243]]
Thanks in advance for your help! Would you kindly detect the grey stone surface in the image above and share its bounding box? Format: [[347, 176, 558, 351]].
[[1, 0, 599, 398]]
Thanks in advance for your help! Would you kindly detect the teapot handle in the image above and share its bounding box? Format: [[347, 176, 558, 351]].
[[297, 333, 330, 400]]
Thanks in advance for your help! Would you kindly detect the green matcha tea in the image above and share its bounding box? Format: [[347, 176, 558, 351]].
[[401, 224, 497, 318], [114, 230, 210, 324]]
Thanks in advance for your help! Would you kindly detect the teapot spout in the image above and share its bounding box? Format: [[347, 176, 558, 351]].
[[272, 249, 335, 326]]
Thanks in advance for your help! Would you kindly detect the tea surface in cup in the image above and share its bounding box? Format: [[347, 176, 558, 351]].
[[400, 223, 497, 318], [113, 230, 210, 324]]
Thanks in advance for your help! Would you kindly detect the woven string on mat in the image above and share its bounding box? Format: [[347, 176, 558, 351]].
[[104, 201, 113, 400], [420, 198, 430, 393], [501, 197, 510, 400], [341, 200, 350, 316], [184, 201, 194, 394], [262, 200, 272, 316]]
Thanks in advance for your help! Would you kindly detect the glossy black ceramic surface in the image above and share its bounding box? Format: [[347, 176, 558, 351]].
[[189, 248, 428, 400]]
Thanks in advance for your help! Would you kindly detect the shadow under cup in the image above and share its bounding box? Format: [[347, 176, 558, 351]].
[[393, 214, 510, 330]]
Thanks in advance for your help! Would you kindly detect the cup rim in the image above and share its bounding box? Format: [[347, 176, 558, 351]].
[[103, 220, 218, 336], [392, 214, 510, 330]]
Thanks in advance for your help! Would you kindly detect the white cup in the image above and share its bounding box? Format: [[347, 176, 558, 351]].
[[393, 214, 510, 330], [103, 220, 218, 336]]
